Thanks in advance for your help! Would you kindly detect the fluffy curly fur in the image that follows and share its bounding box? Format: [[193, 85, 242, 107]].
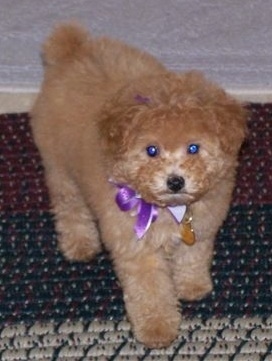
[[31, 24, 247, 348]]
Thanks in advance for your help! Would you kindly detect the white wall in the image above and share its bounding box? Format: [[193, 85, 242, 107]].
[[0, 0, 272, 112]]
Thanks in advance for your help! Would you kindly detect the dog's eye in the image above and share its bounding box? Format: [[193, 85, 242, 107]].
[[146, 145, 159, 157], [187, 144, 200, 154]]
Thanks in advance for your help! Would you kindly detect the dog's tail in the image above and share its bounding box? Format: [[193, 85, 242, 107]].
[[42, 23, 92, 66]]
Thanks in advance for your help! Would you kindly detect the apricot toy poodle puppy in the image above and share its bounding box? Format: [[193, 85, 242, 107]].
[[31, 24, 247, 348]]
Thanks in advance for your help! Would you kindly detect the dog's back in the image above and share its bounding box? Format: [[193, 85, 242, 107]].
[[31, 23, 166, 152], [42, 23, 166, 87]]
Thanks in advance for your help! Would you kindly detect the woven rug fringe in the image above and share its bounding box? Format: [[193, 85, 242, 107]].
[[1, 317, 271, 360]]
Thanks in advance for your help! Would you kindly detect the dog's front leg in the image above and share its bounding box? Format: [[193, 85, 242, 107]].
[[99, 206, 181, 348], [172, 238, 214, 301], [113, 246, 181, 348]]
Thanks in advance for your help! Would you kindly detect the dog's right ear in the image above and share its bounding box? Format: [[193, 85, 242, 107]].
[[99, 92, 151, 156]]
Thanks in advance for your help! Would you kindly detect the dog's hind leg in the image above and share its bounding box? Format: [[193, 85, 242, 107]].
[[45, 169, 102, 261]]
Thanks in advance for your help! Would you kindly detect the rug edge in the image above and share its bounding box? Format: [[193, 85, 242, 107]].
[[1, 316, 271, 360]]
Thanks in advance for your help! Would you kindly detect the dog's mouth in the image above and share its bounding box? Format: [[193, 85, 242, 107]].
[[151, 192, 196, 208], [137, 183, 199, 207]]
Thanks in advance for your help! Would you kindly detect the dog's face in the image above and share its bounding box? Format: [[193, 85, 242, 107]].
[[100, 74, 247, 207], [112, 110, 224, 206]]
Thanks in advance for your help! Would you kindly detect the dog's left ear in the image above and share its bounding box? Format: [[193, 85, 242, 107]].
[[213, 95, 248, 155], [181, 71, 248, 155]]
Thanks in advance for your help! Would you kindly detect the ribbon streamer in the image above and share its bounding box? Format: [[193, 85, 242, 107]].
[[115, 184, 158, 239]]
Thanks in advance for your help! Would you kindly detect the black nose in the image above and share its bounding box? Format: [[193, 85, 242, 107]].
[[167, 176, 185, 193]]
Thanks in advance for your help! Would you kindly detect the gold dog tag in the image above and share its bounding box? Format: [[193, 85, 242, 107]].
[[180, 217, 195, 246]]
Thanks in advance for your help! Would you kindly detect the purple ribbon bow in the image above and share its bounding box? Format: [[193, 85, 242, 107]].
[[115, 185, 158, 239], [114, 184, 187, 239]]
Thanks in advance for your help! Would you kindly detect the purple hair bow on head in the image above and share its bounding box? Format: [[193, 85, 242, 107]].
[[114, 183, 187, 239], [134, 94, 151, 104]]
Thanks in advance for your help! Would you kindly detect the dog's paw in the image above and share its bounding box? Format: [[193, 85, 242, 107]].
[[134, 314, 180, 349], [56, 218, 102, 262], [176, 277, 213, 301], [58, 235, 101, 262]]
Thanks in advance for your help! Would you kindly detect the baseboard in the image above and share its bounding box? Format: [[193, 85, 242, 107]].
[[1, 88, 272, 114], [226, 89, 272, 103], [0, 90, 37, 114]]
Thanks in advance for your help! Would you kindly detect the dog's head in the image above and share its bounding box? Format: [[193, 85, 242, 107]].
[[100, 72, 247, 207]]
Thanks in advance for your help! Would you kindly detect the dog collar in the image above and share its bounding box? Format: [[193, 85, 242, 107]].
[[113, 183, 195, 245]]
